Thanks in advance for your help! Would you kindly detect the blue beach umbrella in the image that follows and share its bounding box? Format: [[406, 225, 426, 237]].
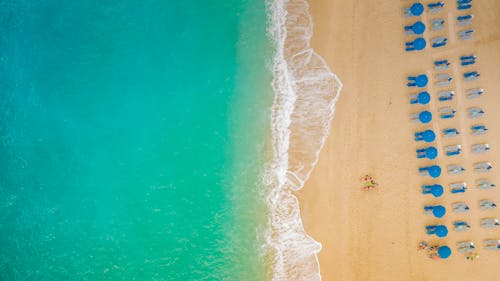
[[438, 246, 452, 259], [419, 165, 441, 178], [423, 130, 436, 142], [419, 111, 432, 123], [422, 184, 444, 197], [413, 38, 427, 51], [417, 91, 430, 104], [410, 3, 424, 16], [415, 74, 429, 87], [435, 225, 448, 237], [425, 147, 438, 159], [415, 130, 435, 142], [412, 21, 426, 34], [432, 205, 446, 218], [421, 130, 436, 142], [428, 165, 441, 178], [431, 184, 444, 197]]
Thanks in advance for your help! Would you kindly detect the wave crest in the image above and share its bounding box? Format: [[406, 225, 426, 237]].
[[265, 0, 342, 280]]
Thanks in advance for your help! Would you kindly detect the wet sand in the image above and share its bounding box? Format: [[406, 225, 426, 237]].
[[300, 1, 500, 280]]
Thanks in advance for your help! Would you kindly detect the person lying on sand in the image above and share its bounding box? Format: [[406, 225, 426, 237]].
[[360, 175, 378, 190], [466, 253, 479, 261], [418, 241, 428, 250], [427, 251, 440, 259]]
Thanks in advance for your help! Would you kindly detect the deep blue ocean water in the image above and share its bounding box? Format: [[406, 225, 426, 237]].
[[0, 1, 273, 280]]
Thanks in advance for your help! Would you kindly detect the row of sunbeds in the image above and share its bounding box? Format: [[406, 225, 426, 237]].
[[404, 4, 498, 256], [455, 240, 500, 253], [404, 1, 475, 51]]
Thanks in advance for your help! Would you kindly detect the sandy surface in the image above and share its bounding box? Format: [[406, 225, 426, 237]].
[[300, 1, 500, 280]]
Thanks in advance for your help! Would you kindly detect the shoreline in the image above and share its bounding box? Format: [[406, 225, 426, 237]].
[[301, 0, 500, 280], [265, 0, 341, 279]]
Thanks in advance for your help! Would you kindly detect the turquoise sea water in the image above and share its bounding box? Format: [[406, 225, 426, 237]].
[[0, 1, 273, 280]]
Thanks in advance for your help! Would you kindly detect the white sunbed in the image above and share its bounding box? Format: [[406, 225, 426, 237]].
[[471, 143, 489, 154], [476, 179, 495, 190], [481, 218, 500, 229], [453, 202, 470, 213], [479, 199, 496, 210], [457, 241, 475, 253]]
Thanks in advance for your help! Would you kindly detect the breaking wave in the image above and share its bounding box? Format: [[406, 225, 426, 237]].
[[264, 0, 342, 280]]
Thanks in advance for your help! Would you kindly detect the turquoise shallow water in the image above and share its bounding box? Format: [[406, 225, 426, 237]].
[[0, 1, 272, 280]]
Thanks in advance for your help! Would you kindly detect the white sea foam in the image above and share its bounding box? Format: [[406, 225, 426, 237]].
[[264, 0, 342, 280]]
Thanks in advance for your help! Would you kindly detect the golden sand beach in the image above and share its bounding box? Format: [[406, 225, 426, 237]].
[[300, 0, 500, 280]]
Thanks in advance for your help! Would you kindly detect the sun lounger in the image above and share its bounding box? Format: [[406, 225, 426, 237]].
[[451, 182, 466, 189], [481, 218, 500, 229], [435, 73, 453, 86], [442, 128, 459, 137], [484, 239, 500, 250], [480, 199, 497, 210], [428, 2, 444, 13], [451, 187, 467, 194], [445, 145, 461, 156], [460, 54, 476, 66], [438, 90, 454, 101], [457, 14, 473, 26], [456, 241, 475, 253], [431, 37, 447, 48], [471, 125, 487, 136], [476, 179, 495, 190], [466, 88, 484, 99], [431, 18, 445, 31], [458, 29, 474, 40], [448, 165, 465, 175], [452, 202, 470, 213], [464, 71, 480, 81], [450, 182, 467, 193], [471, 143, 489, 154], [434, 59, 450, 70], [458, 246, 475, 253], [474, 162, 492, 173], [467, 107, 484, 118], [440, 107, 456, 119], [457, 3, 472, 10], [457, 241, 474, 248], [453, 221, 471, 232]]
